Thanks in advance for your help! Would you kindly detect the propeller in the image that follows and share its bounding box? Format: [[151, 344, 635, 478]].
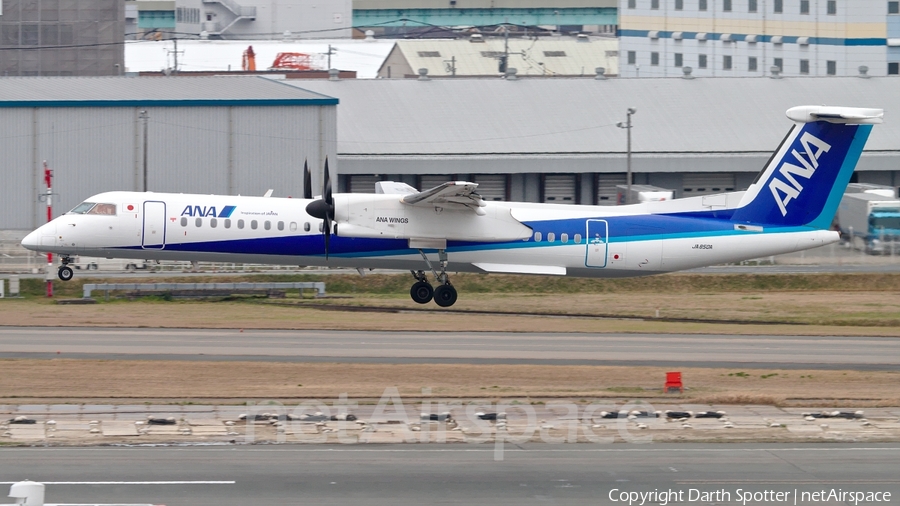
[[302, 159, 312, 200], [305, 158, 334, 258]]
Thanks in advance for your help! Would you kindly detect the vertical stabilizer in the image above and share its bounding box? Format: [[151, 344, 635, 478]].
[[731, 106, 882, 228]]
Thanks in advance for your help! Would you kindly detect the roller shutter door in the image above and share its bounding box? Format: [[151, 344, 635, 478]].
[[682, 173, 735, 196], [419, 175, 454, 191], [348, 175, 383, 193], [596, 173, 627, 205], [543, 174, 577, 204], [473, 174, 507, 201]]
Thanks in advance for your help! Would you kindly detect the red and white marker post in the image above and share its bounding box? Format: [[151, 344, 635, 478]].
[[43, 161, 53, 298]]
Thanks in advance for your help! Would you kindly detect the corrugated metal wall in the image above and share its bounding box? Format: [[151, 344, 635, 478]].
[[0, 104, 336, 230]]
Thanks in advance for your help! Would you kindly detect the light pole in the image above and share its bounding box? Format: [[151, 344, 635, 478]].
[[140, 110, 149, 192], [616, 107, 637, 204]]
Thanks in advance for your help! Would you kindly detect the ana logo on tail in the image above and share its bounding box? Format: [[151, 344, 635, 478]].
[[768, 132, 832, 216]]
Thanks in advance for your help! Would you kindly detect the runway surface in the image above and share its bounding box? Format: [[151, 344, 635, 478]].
[[1, 444, 898, 505], [1, 327, 898, 369]]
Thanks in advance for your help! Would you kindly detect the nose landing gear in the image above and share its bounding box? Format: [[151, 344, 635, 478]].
[[58, 256, 74, 281], [408, 249, 458, 307]]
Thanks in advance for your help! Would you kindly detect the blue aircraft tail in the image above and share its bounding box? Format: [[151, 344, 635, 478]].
[[730, 106, 882, 229]]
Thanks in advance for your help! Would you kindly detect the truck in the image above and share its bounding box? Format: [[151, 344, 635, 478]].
[[836, 192, 900, 254], [616, 184, 674, 205]]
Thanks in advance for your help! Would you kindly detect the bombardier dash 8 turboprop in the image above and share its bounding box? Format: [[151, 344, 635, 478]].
[[22, 106, 882, 307]]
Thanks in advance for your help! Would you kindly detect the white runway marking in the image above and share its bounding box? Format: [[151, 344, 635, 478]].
[[0, 481, 235, 485]]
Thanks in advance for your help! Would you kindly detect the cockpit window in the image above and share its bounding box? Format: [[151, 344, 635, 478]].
[[69, 202, 96, 214], [88, 203, 116, 215]]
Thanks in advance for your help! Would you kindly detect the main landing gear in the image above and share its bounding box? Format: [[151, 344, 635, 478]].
[[58, 255, 74, 281], [409, 249, 458, 307]]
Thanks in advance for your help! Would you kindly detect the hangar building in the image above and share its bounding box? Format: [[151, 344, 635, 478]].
[[0, 76, 337, 233], [291, 76, 900, 204]]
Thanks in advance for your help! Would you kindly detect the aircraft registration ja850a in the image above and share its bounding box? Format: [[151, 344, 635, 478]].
[[22, 105, 883, 307]]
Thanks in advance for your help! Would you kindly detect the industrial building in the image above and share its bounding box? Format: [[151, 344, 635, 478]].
[[619, 0, 900, 78], [0, 0, 124, 76], [0, 76, 337, 232], [378, 37, 619, 78], [291, 75, 900, 204]]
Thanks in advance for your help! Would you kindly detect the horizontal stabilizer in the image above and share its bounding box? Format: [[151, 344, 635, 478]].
[[786, 106, 883, 125], [473, 263, 566, 276]]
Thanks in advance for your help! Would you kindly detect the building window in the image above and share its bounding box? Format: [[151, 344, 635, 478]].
[[800, 59, 810, 74], [651, 52, 660, 65], [723, 55, 732, 70], [699, 0, 708, 11], [889, 62, 899, 74], [628, 0, 636, 8], [891, 1, 900, 14], [749, 0, 758, 11], [675, 0, 683, 9], [675, 53, 683, 67], [774, 0, 783, 12], [774, 58, 783, 71], [827, 60, 837, 75], [628, 51, 636, 65], [723, 0, 732, 11], [827, 0, 836, 14], [749, 56, 758, 71], [699, 54, 708, 68], [800, 0, 810, 13], [651, 0, 659, 9]]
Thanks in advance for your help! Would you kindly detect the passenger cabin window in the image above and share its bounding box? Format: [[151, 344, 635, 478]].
[[548, 232, 556, 242], [264, 221, 271, 231], [304, 222, 311, 232], [534, 232, 542, 242], [574, 234, 582, 244], [251, 220, 258, 230], [290, 222, 298, 232], [278, 221, 285, 231], [561, 233, 569, 243], [181, 217, 188, 227], [224, 219, 231, 229], [195, 218, 202, 227], [238, 219, 245, 229]]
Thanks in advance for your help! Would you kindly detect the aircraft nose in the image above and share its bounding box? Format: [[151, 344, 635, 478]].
[[21, 229, 41, 251]]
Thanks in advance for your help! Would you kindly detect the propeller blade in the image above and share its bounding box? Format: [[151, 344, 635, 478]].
[[302, 159, 312, 200], [323, 158, 332, 207], [322, 158, 333, 259]]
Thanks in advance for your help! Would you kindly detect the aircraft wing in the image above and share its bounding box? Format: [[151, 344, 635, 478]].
[[401, 181, 487, 215]]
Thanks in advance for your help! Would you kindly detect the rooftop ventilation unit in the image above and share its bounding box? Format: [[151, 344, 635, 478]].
[[648, 30, 659, 39], [797, 36, 810, 45], [682, 66, 694, 79], [745, 34, 758, 43], [858, 65, 870, 78], [418, 68, 430, 80], [595, 67, 606, 79], [721, 33, 733, 42], [696, 32, 707, 41], [770, 65, 782, 78], [470, 33, 484, 43], [365, 30, 375, 41], [771, 35, 783, 44], [672, 31, 683, 40], [504, 67, 518, 80], [577, 34, 590, 42], [328, 68, 340, 81]]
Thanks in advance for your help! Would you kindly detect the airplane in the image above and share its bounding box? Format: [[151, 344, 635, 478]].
[[21, 105, 883, 308]]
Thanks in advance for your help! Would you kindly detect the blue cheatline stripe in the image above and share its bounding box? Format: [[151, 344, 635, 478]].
[[619, 29, 886, 46], [0, 98, 339, 109], [807, 124, 873, 230], [218, 206, 237, 219]]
